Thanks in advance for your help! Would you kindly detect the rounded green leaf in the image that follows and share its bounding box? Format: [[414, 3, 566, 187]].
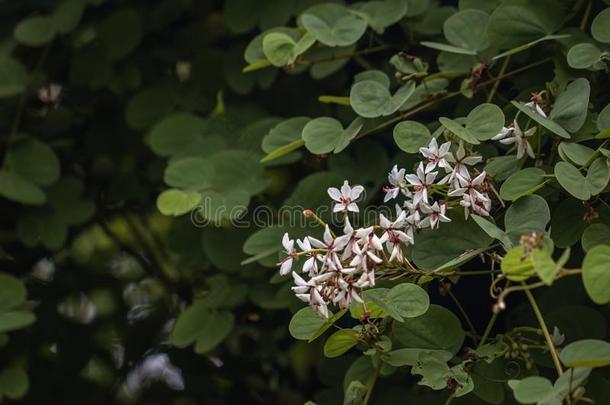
[[501, 246, 535, 281], [586, 157, 610, 196], [125, 86, 174, 130], [350, 80, 392, 118], [598, 103, 610, 132], [0, 273, 27, 311], [302, 117, 345, 154], [582, 245, 610, 304], [171, 301, 209, 348], [499, 167, 546, 201], [582, 224, 610, 252], [301, 3, 367, 47], [6, 139, 60, 186], [0, 311, 36, 333], [156, 189, 201, 216], [0, 56, 28, 98], [560, 339, 610, 368], [443, 9, 490, 51], [51, 0, 86, 34], [509, 376, 553, 404], [504, 194, 550, 238], [567, 43, 603, 69], [550, 198, 587, 248], [289, 306, 327, 340], [558, 142, 595, 166], [97, 9, 143, 60], [14, 16, 56, 47], [466, 103, 505, 140], [148, 113, 207, 156], [262, 116, 309, 153], [393, 121, 432, 153], [554, 162, 590, 200], [164, 158, 215, 191], [0, 170, 45, 205], [262, 32, 296, 67], [0, 367, 29, 399], [392, 304, 465, 355], [439, 117, 479, 144], [549, 78, 590, 133], [323, 329, 359, 358], [355, 0, 408, 33], [591, 8, 610, 44], [194, 311, 234, 354], [387, 283, 430, 319]]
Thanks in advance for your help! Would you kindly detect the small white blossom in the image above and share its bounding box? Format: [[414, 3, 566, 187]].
[[419, 138, 453, 172], [492, 121, 536, 159], [278, 233, 296, 275], [383, 165, 410, 202], [405, 162, 437, 205], [328, 180, 364, 213], [419, 202, 451, 229], [525, 100, 547, 118]]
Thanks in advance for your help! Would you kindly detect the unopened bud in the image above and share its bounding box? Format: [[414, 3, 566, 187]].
[[303, 209, 314, 217]]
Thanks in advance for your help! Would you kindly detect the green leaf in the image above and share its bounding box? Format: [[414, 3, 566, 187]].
[[531, 248, 560, 285], [591, 8, 610, 44], [550, 198, 588, 248], [0, 56, 28, 98], [260, 139, 305, 163], [582, 223, 610, 252], [413, 212, 492, 270], [504, 194, 550, 241], [420, 41, 478, 55], [6, 139, 60, 186], [443, 9, 490, 52], [501, 246, 534, 281], [0, 367, 29, 399], [499, 167, 547, 201], [309, 309, 346, 343], [262, 117, 308, 154], [438, 117, 480, 144], [511, 101, 570, 139], [393, 121, 432, 153], [164, 158, 215, 191], [386, 283, 430, 319], [0, 273, 27, 311], [582, 245, 610, 304], [586, 157, 610, 195], [385, 348, 450, 367], [262, 32, 296, 67], [323, 329, 359, 358], [350, 80, 390, 118], [471, 215, 512, 248], [0, 310, 36, 333], [193, 311, 234, 354], [289, 306, 328, 340], [554, 162, 589, 200], [560, 339, 610, 368], [558, 142, 594, 166], [302, 117, 363, 154], [466, 103, 505, 140], [598, 103, 610, 132], [355, 0, 409, 34], [301, 3, 367, 47], [0, 170, 45, 205], [487, 0, 564, 49], [508, 376, 554, 404], [156, 189, 201, 216], [549, 78, 590, 133], [392, 304, 465, 355], [51, 0, 86, 34], [125, 85, 174, 130], [148, 113, 207, 156], [97, 9, 143, 60], [14, 16, 56, 47], [567, 43, 604, 69]]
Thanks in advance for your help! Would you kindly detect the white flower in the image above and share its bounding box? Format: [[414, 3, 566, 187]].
[[449, 172, 491, 218], [492, 121, 536, 159], [309, 225, 350, 271], [551, 326, 565, 346], [278, 233, 296, 275], [405, 162, 437, 205], [419, 138, 453, 172], [383, 165, 410, 202], [379, 212, 411, 262], [443, 143, 482, 186], [419, 202, 451, 229], [297, 237, 318, 276], [525, 100, 547, 118], [328, 180, 364, 213]]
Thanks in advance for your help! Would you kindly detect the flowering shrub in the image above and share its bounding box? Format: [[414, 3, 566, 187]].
[[1, 0, 610, 404]]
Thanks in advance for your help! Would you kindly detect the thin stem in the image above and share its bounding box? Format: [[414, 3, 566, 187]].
[[487, 55, 511, 103], [524, 287, 563, 376], [448, 289, 479, 344], [444, 393, 456, 405], [580, 0, 593, 31], [363, 364, 380, 405], [479, 312, 498, 348]]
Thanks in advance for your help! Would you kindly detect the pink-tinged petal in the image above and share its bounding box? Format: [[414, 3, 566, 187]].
[[323, 225, 333, 244], [334, 234, 351, 251], [535, 104, 547, 118], [516, 142, 525, 159], [340, 180, 351, 197], [292, 271, 308, 286], [472, 172, 486, 185], [297, 238, 311, 251], [350, 185, 364, 200], [295, 293, 310, 303], [347, 202, 359, 212], [308, 236, 325, 249], [526, 142, 535, 159], [333, 203, 346, 213], [282, 233, 292, 251], [524, 127, 537, 138], [499, 137, 516, 145], [351, 289, 364, 304], [311, 288, 325, 306], [439, 141, 452, 155], [279, 258, 293, 275], [425, 171, 438, 184], [405, 173, 422, 185], [327, 187, 342, 201], [462, 156, 482, 165]]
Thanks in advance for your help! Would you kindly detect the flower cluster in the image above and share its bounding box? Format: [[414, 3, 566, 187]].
[[276, 139, 493, 318]]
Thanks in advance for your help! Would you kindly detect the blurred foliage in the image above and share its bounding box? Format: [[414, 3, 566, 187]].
[[0, 0, 610, 404]]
